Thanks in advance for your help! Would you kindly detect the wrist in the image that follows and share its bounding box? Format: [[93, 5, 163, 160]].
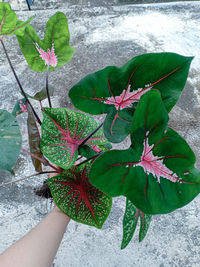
[[52, 206, 70, 220]]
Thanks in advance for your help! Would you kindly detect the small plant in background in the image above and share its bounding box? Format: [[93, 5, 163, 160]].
[[0, 2, 199, 249]]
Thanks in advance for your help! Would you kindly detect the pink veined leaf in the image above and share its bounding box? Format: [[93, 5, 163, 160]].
[[90, 145, 101, 153], [46, 164, 112, 228], [35, 43, 57, 67], [104, 84, 152, 110], [41, 108, 107, 169]]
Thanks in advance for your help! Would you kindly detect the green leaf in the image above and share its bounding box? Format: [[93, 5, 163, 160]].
[[0, 109, 22, 172], [27, 104, 43, 172], [89, 90, 200, 214], [19, 86, 54, 101], [46, 164, 112, 229], [33, 86, 54, 101], [69, 53, 193, 143], [139, 208, 151, 242], [41, 108, 108, 170], [16, 12, 75, 72], [12, 98, 27, 116], [0, 3, 33, 38], [121, 199, 152, 249]]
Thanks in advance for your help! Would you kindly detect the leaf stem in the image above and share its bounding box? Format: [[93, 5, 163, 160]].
[[79, 122, 103, 148], [0, 39, 42, 125], [46, 64, 52, 108], [26, 0, 31, 10], [76, 152, 104, 167], [0, 171, 57, 187]]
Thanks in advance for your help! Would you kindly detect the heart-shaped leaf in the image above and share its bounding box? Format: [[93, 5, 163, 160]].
[[89, 90, 200, 214], [0, 3, 33, 39], [46, 164, 112, 228], [16, 12, 75, 72], [0, 109, 22, 172], [121, 198, 152, 249], [41, 108, 108, 170], [69, 53, 193, 143]]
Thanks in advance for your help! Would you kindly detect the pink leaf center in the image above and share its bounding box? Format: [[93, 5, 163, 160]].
[[104, 85, 152, 110], [90, 145, 101, 152], [35, 43, 57, 67], [135, 135, 179, 183]]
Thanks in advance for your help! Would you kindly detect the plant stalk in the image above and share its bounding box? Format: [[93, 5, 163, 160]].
[[26, 0, 31, 10], [79, 122, 104, 148], [0, 171, 57, 187], [1, 39, 42, 125], [76, 152, 104, 167], [46, 64, 52, 108]]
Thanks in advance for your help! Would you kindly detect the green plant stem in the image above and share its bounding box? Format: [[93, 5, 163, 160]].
[[46, 64, 52, 108], [79, 122, 103, 148], [26, 0, 31, 10], [76, 152, 104, 167], [1, 39, 42, 125], [0, 171, 58, 187]]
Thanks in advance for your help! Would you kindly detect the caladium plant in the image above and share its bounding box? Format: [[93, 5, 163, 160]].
[[0, 2, 199, 250]]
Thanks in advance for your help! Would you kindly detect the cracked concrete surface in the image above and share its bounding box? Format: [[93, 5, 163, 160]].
[[0, 1, 200, 266]]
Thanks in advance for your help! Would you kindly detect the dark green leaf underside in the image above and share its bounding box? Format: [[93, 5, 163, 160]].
[[0, 109, 22, 172]]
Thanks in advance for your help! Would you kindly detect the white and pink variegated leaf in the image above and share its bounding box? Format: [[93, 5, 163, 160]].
[[89, 90, 200, 214], [40, 108, 108, 170]]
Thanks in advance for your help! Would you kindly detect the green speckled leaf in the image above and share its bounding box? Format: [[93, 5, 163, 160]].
[[16, 12, 75, 72], [121, 199, 151, 249], [47, 164, 112, 228], [41, 108, 108, 170], [139, 208, 152, 242], [0, 109, 22, 172]]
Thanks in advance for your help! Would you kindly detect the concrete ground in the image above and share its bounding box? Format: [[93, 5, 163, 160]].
[[0, 1, 200, 266]]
